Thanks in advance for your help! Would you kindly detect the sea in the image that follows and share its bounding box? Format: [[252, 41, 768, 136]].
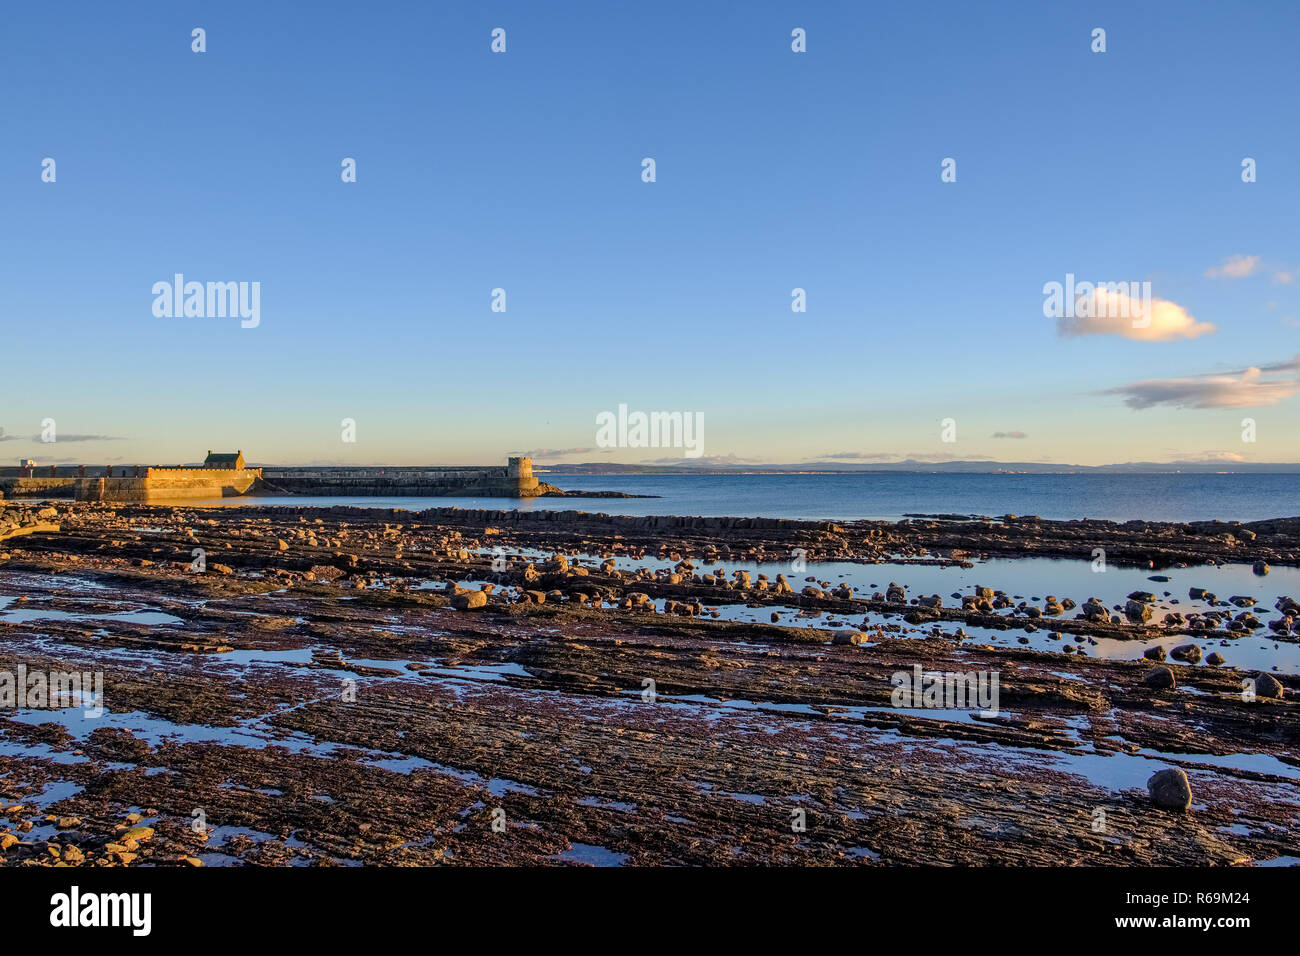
[[183, 472, 1300, 523]]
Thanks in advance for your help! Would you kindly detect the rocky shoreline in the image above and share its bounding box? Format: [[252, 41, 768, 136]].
[[0, 499, 1296, 867]]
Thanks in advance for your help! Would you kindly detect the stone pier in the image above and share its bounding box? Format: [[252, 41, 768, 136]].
[[256, 457, 549, 497], [2, 456, 548, 502]]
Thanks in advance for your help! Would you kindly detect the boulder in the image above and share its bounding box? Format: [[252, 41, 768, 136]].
[[1142, 665, 1176, 690], [1082, 598, 1110, 622], [451, 590, 487, 610], [1252, 673, 1284, 700], [1146, 768, 1192, 811], [1124, 599, 1153, 623]]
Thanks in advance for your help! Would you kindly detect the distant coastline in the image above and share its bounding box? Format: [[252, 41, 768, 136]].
[[538, 460, 1300, 476]]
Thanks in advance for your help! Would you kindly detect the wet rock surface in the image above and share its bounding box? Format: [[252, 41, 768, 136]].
[[0, 501, 1297, 867]]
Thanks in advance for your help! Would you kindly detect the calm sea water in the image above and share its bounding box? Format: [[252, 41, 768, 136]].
[[184, 472, 1300, 523]]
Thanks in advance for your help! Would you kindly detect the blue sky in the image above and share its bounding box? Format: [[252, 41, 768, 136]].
[[1, 0, 1297, 467]]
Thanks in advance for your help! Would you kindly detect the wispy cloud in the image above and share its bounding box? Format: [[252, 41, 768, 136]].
[[903, 452, 994, 462], [1178, 451, 1248, 464], [514, 447, 593, 460], [1205, 254, 1260, 279], [1274, 271, 1295, 285], [1058, 289, 1215, 341], [814, 451, 993, 462], [1102, 355, 1300, 409], [0, 430, 125, 443], [819, 451, 895, 461]]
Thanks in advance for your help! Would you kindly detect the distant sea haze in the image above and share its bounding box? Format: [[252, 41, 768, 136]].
[[541, 473, 1300, 523], [205, 473, 1300, 524]]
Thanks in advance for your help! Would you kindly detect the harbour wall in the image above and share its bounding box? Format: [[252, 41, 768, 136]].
[[0, 477, 77, 498], [4, 458, 544, 501], [256, 458, 545, 498], [75, 468, 262, 502]]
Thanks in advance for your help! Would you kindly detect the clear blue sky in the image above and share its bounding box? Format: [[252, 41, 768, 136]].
[[2, 0, 1297, 467]]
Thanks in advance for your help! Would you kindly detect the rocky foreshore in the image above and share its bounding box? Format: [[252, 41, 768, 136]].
[[0, 499, 1296, 867], [0, 501, 60, 543]]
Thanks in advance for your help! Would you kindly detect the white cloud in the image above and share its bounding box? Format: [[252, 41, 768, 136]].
[[1204, 254, 1260, 279], [1058, 288, 1215, 341]]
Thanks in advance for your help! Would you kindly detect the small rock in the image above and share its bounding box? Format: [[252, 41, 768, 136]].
[[831, 629, 867, 646], [124, 825, 155, 843]]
